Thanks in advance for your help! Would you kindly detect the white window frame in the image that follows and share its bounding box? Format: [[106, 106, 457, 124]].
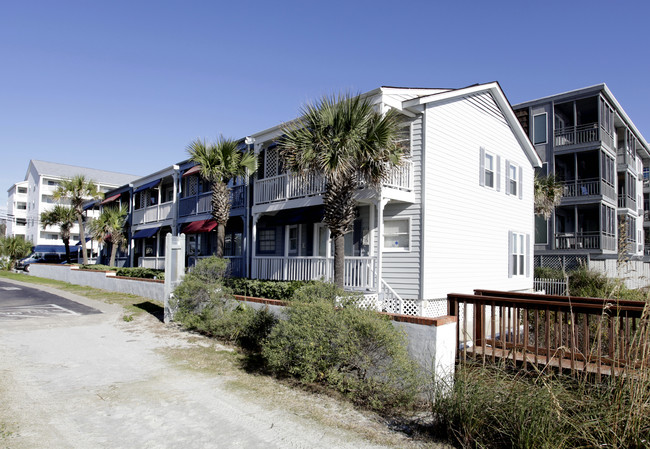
[[383, 217, 411, 252], [533, 112, 547, 145], [484, 152, 495, 188], [508, 163, 518, 196], [509, 231, 529, 277]]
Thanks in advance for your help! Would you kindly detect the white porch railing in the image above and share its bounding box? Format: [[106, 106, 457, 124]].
[[139, 256, 165, 270], [253, 256, 376, 290], [533, 278, 568, 296], [133, 201, 174, 225], [254, 163, 413, 205], [383, 160, 413, 191]]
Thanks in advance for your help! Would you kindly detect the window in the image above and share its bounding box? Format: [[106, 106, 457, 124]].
[[383, 218, 410, 251], [509, 231, 528, 277], [534, 215, 548, 245], [506, 161, 521, 198], [479, 148, 499, 190], [17, 187, 27, 194], [396, 121, 412, 156], [17, 202, 26, 210], [16, 218, 26, 226], [644, 166, 649, 181], [258, 229, 276, 253], [533, 113, 547, 145]]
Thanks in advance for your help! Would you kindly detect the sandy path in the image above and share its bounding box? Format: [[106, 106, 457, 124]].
[[0, 278, 429, 449]]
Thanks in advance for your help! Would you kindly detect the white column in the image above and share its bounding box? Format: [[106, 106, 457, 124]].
[[251, 213, 260, 279], [376, 198, 389, 295]]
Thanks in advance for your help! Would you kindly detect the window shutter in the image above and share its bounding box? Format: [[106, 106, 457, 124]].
[[496, 155, 501, 192], [518, 166, 523, 200], [525, 233, 531, 277], [505, 160, 511, 195], [508, 231, 513, 278], [478, 148, 485, 187]]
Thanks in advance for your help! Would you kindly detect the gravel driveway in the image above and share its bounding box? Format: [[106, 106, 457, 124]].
[[0, 278, 436, 449]]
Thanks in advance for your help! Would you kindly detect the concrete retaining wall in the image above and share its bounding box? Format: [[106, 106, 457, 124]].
[[29, 264, 164, 302], [233, 295, 457, 382]]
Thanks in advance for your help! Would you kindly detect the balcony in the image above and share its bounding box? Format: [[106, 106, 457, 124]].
[[132, 201, 173, 225], [560, 178, 616, 202], [253, 256, 376, 291], [254, 161, 413, 206], [555, 232, 615, 251], [618, 195, 636, 210], [554, 123, 600, 148]]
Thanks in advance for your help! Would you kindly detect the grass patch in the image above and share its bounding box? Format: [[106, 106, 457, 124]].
[[0, 271, 163, 318]]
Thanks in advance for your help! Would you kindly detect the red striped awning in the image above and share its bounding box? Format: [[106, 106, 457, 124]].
[[182, 165, 201, 177], [100, 193, 121, 205], [182, 219, 217, 234]]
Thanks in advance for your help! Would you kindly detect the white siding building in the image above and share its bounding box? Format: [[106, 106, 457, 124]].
[[6, 181, 28, 239], [11, 160, 139, 248], [248, 83, 541, 307]]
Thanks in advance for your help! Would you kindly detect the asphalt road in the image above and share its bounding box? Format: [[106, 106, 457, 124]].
[[0, 279, 100, 320]]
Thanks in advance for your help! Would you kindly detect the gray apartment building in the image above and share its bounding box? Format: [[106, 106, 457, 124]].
[[513, 84, 650, 268]]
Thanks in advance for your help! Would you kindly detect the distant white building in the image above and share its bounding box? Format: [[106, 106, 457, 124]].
[[7, 160, 139, 250], [6, 180, 28, 239]]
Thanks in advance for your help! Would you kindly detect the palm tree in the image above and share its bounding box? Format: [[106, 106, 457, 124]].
[[0, 236, 32, 270], [187, 136, 256, 257], [89, 205, 128, 267], [53, 175, 101, 265], [278, 93, 404, 289], [41, 205, 77, 263], [534, 174, 563, 219]]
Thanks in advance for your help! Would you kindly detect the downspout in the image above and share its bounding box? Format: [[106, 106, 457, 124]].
[[245, 136, 255, 279]]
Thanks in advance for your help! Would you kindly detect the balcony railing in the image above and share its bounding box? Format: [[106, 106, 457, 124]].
[[132, 201, 173, 225], [253, 256, 376, 290], [560, 178, 599, 197], [554, 123, 600, 148], [617, 195, 636, 210], [555, 232, 615, 251], [254, 162, 413, 206]]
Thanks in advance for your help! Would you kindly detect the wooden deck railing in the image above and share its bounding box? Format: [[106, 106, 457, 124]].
[[448, 290, 649, 380]]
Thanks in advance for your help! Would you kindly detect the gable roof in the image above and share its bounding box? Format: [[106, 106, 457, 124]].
[[402, 82, 542, 168], [26, 160, 140, 186]]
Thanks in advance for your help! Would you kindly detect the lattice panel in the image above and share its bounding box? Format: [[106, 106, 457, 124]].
[[535, 255, 588, 272], [421, 299, 448, 318], [266, 147, 279, 178], [357, 293, 380, 311], [187, 176, 198, 196]]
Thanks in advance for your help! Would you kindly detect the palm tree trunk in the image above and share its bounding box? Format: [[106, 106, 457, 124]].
[[333, 234, 345, 289], [63, 238, 71, 264], [109, 243, 117, 267], [78, 214, 88, 265], [216, 223, 226, 258]]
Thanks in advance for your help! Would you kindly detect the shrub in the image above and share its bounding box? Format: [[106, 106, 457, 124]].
[[80, 264, 118, 271], [115, 267, 164, 280], [224, 277, 314, 300], [262, 282, 420, 411], [534, 266, 565, 280]]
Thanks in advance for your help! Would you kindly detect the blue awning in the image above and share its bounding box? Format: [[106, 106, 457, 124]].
[[74, 238, 91, 246], [133, 227, 160, 239], [83, 201, 98, 211], [133, 179, 161, 194]]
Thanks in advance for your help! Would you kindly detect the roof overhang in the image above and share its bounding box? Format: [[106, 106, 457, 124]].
[[403, 82, 542, 168]]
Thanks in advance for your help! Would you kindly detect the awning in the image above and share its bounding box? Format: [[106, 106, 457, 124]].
[[83, 201, 97, 211], [133, 227, 160, 239], [133, 179, 161, 194], [74, 238, 91, 246], [259, 205, 324, 226], [100, 193, 121, 205], [182, 219, 217, 234], [182, 165, 201, 177]]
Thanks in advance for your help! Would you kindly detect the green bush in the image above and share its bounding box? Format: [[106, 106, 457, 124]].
[[80, 264, 118, 271], [115, 267, 164, 280], [262, 282, 420, 411], [534, 266, 565, 280], [224, 277, 315, 300]]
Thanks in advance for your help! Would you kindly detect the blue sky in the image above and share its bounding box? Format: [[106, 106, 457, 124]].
[[1, 0, 649, 211]]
